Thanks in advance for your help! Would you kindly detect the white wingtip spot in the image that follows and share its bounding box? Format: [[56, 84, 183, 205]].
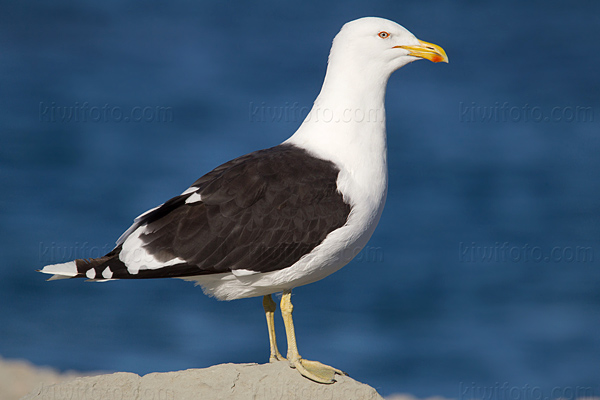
[[102, 267, 113, 279], [185, 192, 202, 204], [86, 268, 96, 279]]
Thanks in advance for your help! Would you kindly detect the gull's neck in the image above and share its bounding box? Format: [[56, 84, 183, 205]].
[[315, 55, 390, 114], [287, 56, 390, 174], [285, 59, 391, 211]]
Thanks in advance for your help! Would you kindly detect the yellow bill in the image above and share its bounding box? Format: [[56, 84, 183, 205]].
[[394, 40, 449, 63]]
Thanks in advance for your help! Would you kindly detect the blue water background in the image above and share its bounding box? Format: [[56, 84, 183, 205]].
[[1, 1, 599, 397]]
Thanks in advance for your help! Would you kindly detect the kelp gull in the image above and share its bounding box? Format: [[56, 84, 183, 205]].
[[40, 17, 448, 383]]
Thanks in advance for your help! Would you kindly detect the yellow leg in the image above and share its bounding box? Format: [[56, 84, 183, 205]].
[[262, 295, 284, 362], [280, 290, 345, 384]]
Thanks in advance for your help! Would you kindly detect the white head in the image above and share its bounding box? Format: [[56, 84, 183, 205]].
[[319, 17, 448, 100], [288, 17, 447, 178], [332, 17, 447, 73]]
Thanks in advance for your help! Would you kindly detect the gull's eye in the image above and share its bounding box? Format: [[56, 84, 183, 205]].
[[378, 31, 390, 39]]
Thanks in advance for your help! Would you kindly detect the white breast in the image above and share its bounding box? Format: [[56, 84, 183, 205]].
[[183, 103, 389, 300]]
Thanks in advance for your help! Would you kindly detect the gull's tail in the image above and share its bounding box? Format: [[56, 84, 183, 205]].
[[38, 246, 123, 282], [38, 244, 202, 281]]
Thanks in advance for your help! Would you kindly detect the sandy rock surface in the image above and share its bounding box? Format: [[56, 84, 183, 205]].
[[0, 356, 86, 400], [20, 361, 384, 400]]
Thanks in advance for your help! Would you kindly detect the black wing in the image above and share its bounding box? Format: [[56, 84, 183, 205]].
[[77, 144, 351, 279]]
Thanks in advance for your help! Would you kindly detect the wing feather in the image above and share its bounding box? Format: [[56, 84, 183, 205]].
[[105, 144, 351, 278]]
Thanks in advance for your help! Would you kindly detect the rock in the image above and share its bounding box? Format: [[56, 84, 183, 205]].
[[22, 361, 384, 400], [0, 356, 84, 400]]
